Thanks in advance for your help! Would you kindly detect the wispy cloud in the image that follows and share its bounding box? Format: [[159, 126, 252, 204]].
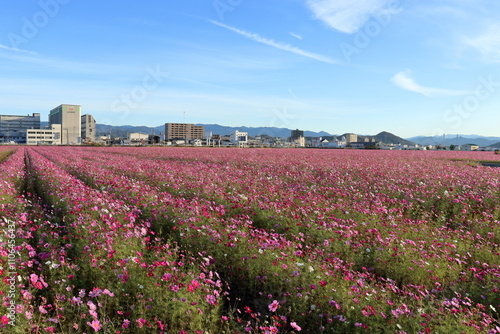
[[305, 0, 398, 34], [0, 43, 38, 55], [463, 23, 500, 63], [0, 47, 134, 76], [209, 20, 339, 64], [391, 70, 471, 97], [289, 32, 303, 40]]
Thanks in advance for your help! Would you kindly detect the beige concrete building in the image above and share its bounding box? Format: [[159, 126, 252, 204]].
[[49, 104, 81, 145], [27, 124, 62, 145], [164, 123, 204, 141], [293, 136, 306, 147], [345, 133, 358, 144]]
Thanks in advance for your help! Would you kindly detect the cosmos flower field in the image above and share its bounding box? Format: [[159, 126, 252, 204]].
[[1, 146, 499, 333]]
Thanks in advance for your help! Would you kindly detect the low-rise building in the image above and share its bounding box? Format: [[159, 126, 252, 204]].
[[327, 136, 346, 148], [129, 132, 149, 144], [293, 136, 306, 147], [349, 141, 380, 149], [230, 130, 248, 147], [192, 138, 203, 146], [27, 124, 62, 145], [462, 144, 480, 151], [149, 134, 161, 145]]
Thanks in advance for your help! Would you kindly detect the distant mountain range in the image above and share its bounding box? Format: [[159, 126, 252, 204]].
[[95, 124, 416, 145], [199, 124, 332, 138], [96, 124, 164, 137], [95, 123, 331, 138], [408, 135, 500, 147], [43, 121, 499, 147]]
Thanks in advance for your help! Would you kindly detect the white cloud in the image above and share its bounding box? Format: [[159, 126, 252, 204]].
[[463, 23, 500, 63], [305, 0, 399, 34], [0, 48, 134, 76], [289, 32, 303, 40], [209, 20, 339, 64], [0, 43, 38, 55], [391, 70, 470, 97]]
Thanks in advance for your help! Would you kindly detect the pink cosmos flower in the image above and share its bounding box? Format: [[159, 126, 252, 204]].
[[290, 322, 301, 331], [136, 318, 146, 328], [205, 294, 217, 305], [87, 319, 101, 332], [268, 300, 279, 312], [30, 273, 48, 289], [122, 319, 130, 328], [188, 279, 201, 291], [103, 289, 115, 297]]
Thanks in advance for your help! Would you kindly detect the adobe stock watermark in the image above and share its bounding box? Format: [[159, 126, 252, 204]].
[[270, 106, 295, 130], [340, 0, 402, 63], [3, 217, 18, 326], [213, 0, 243, 21], [110, 65, 169, 121], [442, 74, 499, 130], [7, 0, 70, 50], [267, 89, 299, 141]]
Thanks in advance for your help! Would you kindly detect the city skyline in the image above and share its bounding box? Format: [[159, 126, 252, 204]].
[[1, 1, 500, 138]]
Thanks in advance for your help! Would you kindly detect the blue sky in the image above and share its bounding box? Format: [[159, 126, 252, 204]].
[[1, 0, 499, 137]]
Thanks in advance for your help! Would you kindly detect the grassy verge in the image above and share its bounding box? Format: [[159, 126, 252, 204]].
[[0, 149, 14, 163]]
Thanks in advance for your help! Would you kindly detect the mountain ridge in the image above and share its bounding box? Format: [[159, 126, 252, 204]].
[[408, 135, 500, 147], [41, 121, 497, 146], [95, 123, 332, 138], [95, 124, 414, 145]]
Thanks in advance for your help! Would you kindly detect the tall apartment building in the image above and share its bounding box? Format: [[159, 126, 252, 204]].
[[49, 104, 81, 145], [81, 114, 96, 142], [0, 113, 40, 144], [164, 123, 204, 141]]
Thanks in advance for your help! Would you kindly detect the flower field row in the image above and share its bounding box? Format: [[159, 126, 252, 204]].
[[1, 147, 499, 333], [2, 148, 224, 333]]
